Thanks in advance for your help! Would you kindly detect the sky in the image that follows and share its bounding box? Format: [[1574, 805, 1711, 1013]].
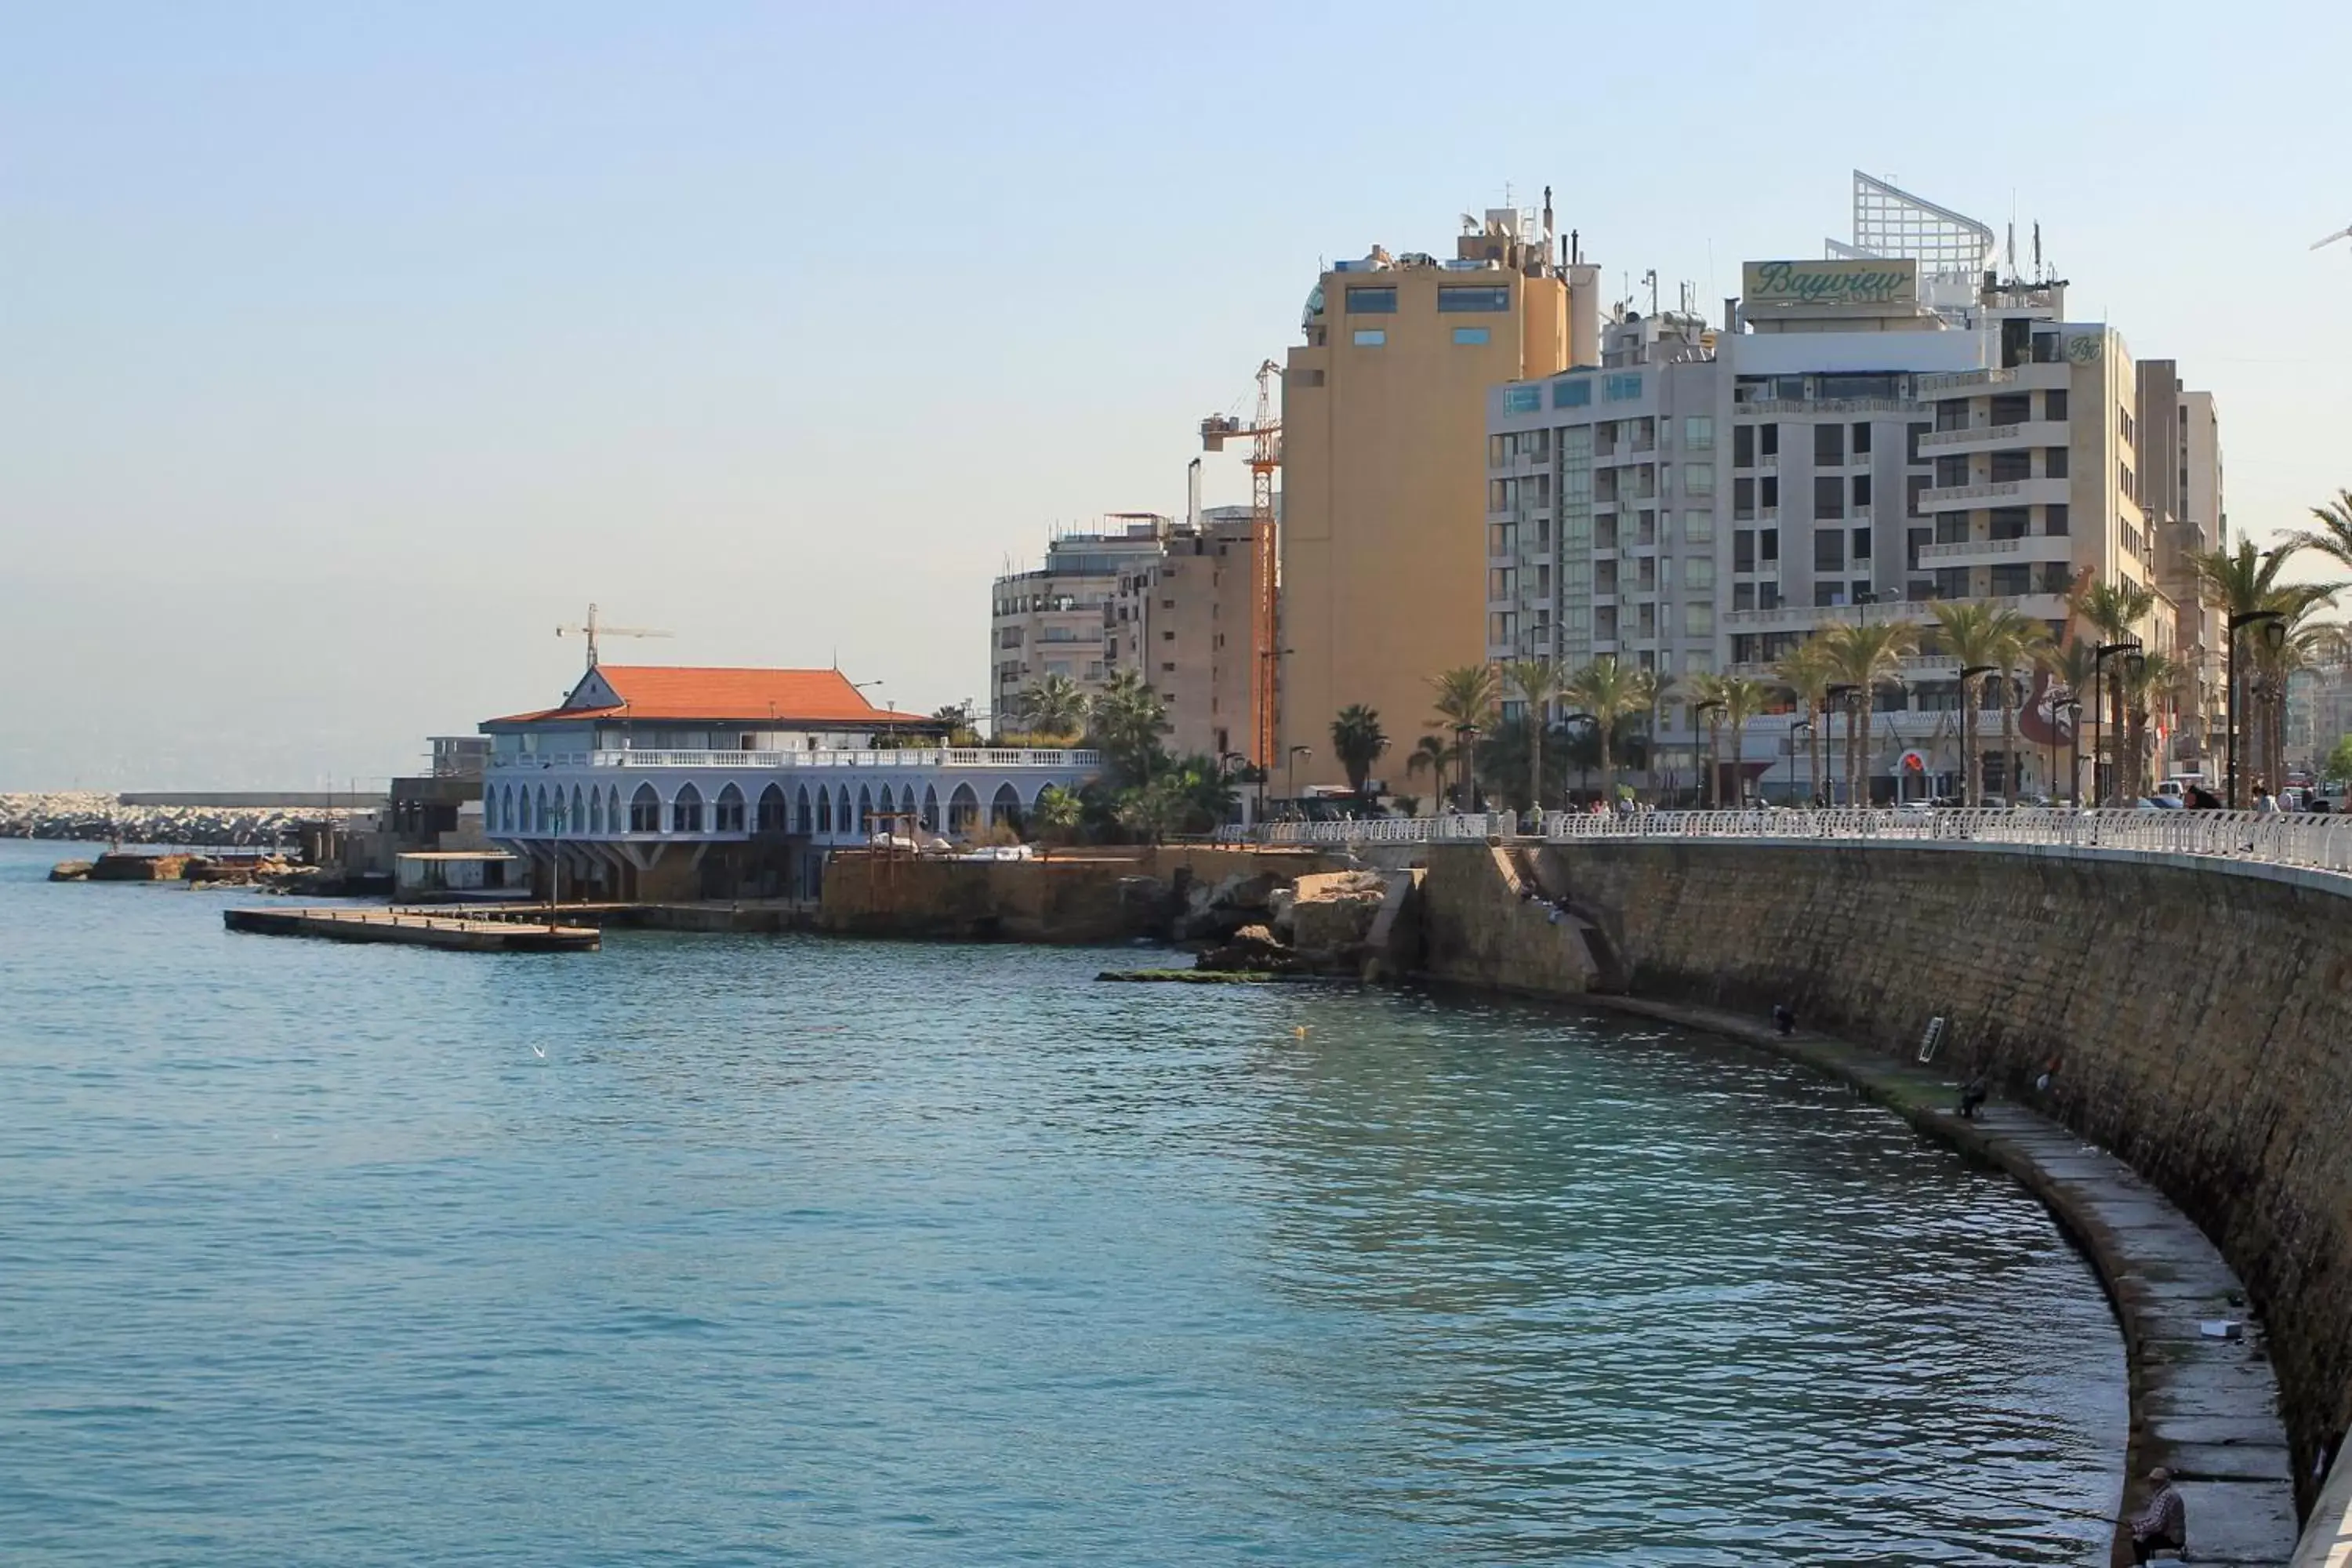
[[4, 2, 2347, 789]]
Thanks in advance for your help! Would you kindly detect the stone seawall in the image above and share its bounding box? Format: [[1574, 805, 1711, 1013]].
[[1419, 837, 2352, 1521]]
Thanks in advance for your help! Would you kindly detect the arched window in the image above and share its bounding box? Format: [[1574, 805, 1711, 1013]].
[[570, 786, 585, 835], [630, 783, 662, 833], [500, 786, 514, 833], [590, 787, 604, 833], [921, 785, 939, 831], [757, 784, 787, 833], [900, 785, 917, 818], [837, 787, 851, 835], [714, 782, 746, 833], [534, 786, 548, 834], [990, 783, 1022, 827], [797, 786, 814, 834], [948, 783, 981, 836], [608, 787, 621, 835], [673, 782, 704, 833], [817, 788, 833, 833], [856, 786, 873, 834]]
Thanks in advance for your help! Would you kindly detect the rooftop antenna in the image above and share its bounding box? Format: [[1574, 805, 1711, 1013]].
[[1542, 183, 1554, 241], [1642, 268, 1659, 317], [2033, 221, 2043, 279], [556, 603, 672, 671]]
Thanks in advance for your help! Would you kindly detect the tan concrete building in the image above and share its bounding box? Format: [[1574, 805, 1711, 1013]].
[[2138, 363, 2228, 776], [1108, 505, 1266, 761], [1278, 201, 1599, 790]]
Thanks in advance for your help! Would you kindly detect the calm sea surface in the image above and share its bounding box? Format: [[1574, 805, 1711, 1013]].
[[0, 840, 2122, 1565]]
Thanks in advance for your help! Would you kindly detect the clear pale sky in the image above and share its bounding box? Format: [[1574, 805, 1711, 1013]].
[[5, 2, 2347, 789]]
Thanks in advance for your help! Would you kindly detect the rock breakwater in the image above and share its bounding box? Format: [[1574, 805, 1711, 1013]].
[[2, 792, 363, 846]]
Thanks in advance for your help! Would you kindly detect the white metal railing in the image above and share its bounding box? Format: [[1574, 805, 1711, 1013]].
[[492, 748, 1101, 771], [1918, 536, 2028, 561], [1250, 808, 2352, 880], [1918, 421, 2022, 451]]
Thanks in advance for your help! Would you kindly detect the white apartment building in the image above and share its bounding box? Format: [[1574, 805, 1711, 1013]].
[[1486, 175, 2209, 803]]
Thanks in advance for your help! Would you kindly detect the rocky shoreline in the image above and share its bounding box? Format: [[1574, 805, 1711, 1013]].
[[1, 792, 363, 847]]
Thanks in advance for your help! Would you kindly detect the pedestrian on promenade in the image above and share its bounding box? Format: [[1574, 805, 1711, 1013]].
[[2256, 784, 2280, 816], [1771, 1003, 1795, 1037], [2129, 1465, 2187, 1562], [2187, 784, 2222, 811]]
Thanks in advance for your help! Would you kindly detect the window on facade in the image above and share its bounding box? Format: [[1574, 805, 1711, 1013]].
[[1907, 527, 1931, 570], [1686, 602, 1714, 636], [1684, 416, 1714, 451], [1553, 377, 1592, 408], [1733, 425, 1755, 466], [1345, 285, 1397, 313], [1684, 465, 1715, 497], [1684, 510, 1713, 544], [1437, 285, 1509, 312], [1760, 528, 1779, 563], [1734, 530, 1755, 572], [1936, 455, 1969, 488], [1489, 568, 1515, 600], [1759, 423, 1779, 457], [1595, 560, 1617, 595], [1352, 328, 1386, 347], [2045, 389, 2069, 421], [1686, 558, 1716, 590], [2045, 503, 2070, 535], [1991, 449, 2032, 483], [1595, 514, 1617, 551], [1814, 583, 1843, 608], [1852, 528, 1872, 561], [1760, 475, 1778, 510], [1991, 393, 2033, 426], [1636, 557, 1657, 592], [1733, 582, 1755, 611], [1854, 423, 1874, 456], [2046, 446, 2069, 479], [1990, 507, 2030, 541], [1488, 523, 1516, 557], [1907, 474, 1930, 516], [1814, 530, 1845, 571], [1814, 423, 1844, 465], [1991, 564, 2031, 597], [1604, 372, 1643, 401], [1733, 477, 1755, 519], [1813, 476, 1845, 519], [1853, 474, 1872, 506], [1907, 423, 1929, 464], [630, 786, 661, 833], [1452, 326, 1491, 346]]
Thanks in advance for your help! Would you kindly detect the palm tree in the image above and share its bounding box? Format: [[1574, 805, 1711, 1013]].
[[2253, 591, 2343, 796], [1404, 734, 1453, 815], [2292, 488, 2352, 575], [1504, 657, 1567, 813], [2114, 652, 2180, 805], [2194, 541, 2304, 806], [2070, 578, 2158, 804], [1329, 705, 1390, 807], [1990, 609, 2050, 804], [1085, 670, 1169, 786], [1774, 639, 1835, 807], [1719, 677, 1773, 807], [1820, 619, 1921, 805], [1931, 600, 2005, 806], [1018, 674, 1087, 741], [1563, 655, 1649, 804], [1428, 664, 1501, 809]]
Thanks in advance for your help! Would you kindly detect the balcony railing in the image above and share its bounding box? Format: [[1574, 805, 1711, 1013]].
[[1917, 368, 2019, 395], [492, 748, 1102, 771]]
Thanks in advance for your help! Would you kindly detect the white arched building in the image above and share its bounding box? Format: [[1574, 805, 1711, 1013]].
[[481, 664, 1098, 900]]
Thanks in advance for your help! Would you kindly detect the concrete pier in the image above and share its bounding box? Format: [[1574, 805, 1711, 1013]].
[[224, 906, 598, 952]]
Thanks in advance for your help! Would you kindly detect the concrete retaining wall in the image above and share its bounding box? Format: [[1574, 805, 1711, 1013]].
[[1419, 837, 2352, 1522]]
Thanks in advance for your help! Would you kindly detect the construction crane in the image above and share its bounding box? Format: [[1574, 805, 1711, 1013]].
[[1200, 358, 1282, 771], [556, 602, 673, 670]]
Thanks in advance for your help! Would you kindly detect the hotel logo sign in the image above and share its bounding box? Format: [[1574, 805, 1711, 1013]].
[[1742, 259, 1918, 309]]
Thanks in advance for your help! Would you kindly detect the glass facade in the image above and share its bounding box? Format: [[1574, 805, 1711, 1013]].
[[1553, 377, 1593, 409], [1558, 426, 1594, 669], [1453, 326, 1491, 346], [1436, 285, 1510, 313], [1345, 285, 1397, 314]]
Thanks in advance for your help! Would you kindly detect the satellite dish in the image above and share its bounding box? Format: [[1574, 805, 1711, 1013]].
[[2311, 223, 2352, 252]]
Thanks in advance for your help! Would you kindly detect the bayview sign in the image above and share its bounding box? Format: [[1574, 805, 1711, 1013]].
[[1741, 258, 1917, 309]]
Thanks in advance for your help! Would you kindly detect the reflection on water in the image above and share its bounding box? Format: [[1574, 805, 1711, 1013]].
[[0, 843, 2119, 1566]]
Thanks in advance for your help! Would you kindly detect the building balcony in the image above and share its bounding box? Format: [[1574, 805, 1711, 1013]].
[[1915, 419, 2071, 455], [492, 747, 1103, 772], [1916, 477, 2071, 512], [1916, 534, 2076, 568]]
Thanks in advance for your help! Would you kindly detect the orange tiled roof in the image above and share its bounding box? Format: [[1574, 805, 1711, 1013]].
[[487, 666, 931, 727]]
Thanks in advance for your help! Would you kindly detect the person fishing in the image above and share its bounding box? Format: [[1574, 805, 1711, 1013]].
[[2129, 1465, 2187, 1563]]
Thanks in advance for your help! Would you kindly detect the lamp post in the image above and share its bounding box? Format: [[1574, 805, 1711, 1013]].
[[2089, 641, 2142, 807], [1791, 717, 1814, 808], [1456, 724, 1484, 812], [2060, 699, 2083, 806], [1825, 684, 1859, 805], [1285, 745, 1312, 815], [1694, 699, 1726, 807], [1955, 664, 1996, 804], [1219, 750, 1257, 829], [2227, 609, 2286, 810]]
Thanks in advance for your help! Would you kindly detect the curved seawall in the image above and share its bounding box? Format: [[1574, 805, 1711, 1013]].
[[1421, 836, 2352, 1542]]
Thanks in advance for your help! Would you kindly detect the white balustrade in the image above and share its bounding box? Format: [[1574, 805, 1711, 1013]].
[[492, 748, 1101, 771]]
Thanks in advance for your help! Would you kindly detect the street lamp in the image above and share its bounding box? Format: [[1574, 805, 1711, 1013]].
[[1219, 750, 1258, 829], [1790, 717, 1815, 808], [2089, 641, 2142, 807], [2061, 699, 2083, 806], [1455, 724, 1483, 811], [1825, 684, 1859, 805], [1957, 664, 1997, 804], [2227, 609, 2286, 809], [1693, 699, 1726, 807], [1285, 744, 1312, 815]]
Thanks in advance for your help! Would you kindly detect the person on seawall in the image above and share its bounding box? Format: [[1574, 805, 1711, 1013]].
[[2129, 1465, 2187, 1563]]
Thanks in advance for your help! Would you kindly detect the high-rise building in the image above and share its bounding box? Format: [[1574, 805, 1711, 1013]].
[[1108, 506, 1268, 761], [1278, 198, 1600, 790], [990, 517, 1169, 732], [1485, 174, 2213, 804], [2137, 361, 2228, 775]]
